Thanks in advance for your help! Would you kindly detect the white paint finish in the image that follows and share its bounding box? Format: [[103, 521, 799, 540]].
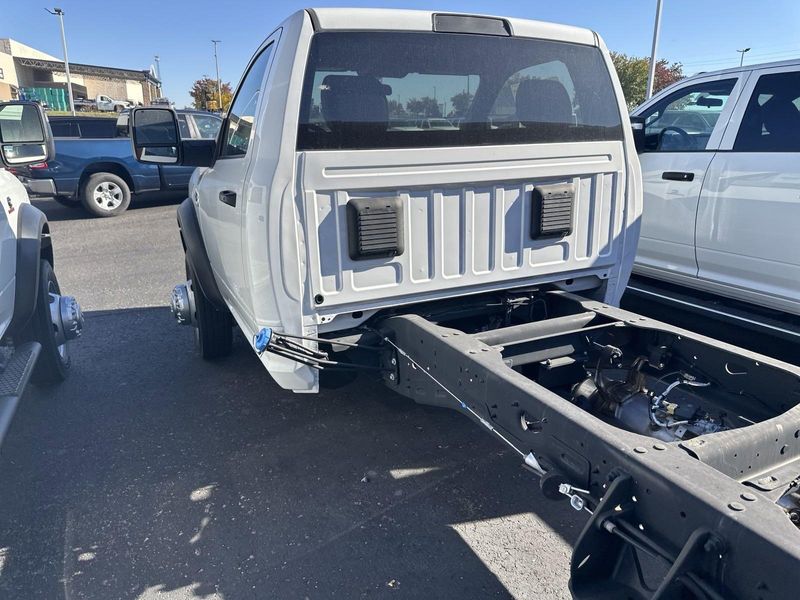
[[407, 191, 432, 282], [633, 72, 747, 279], [636, 152, 714, 277], [633, 60, 800, 316], [301, 144, 626, 310], [311, 7, 596, 46], [187, 9, 643, 392], [0, 168, 24, 339], [696, 152, 800, 312]]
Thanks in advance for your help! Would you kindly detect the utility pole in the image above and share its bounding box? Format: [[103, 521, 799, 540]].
[[45, 7, 75, 115], [212, 40, 223, 112], [154, 55, 162, 96], [737, 47, 751, 67], [645, 0, 664, 101]]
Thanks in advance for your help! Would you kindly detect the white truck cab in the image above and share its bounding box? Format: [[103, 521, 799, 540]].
[[0, 101, 83, 445], [135, 8, 641, 392], [632, 59, 800, 317], [129, 11, 800, 596]]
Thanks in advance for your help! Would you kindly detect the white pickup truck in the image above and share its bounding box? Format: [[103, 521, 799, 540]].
[[0, 101, 83, 445], [129, 9, 800, 598], [74, 94, 132, 113], [632, 59, 800, 320]]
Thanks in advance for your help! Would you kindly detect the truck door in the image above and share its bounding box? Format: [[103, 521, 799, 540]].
[[696, 67, 800, 314], [195, 40, 276, 315], [0, 170, 22, 337], [634, 76, 742, 280]]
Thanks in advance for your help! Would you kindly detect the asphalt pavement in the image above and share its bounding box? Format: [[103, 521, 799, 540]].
[[0, 196, 582, 599]]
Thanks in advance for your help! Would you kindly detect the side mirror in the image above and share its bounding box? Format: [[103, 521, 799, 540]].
[[0, 102, 54, 168], [630, 116, 646, 154], [130, 107, 180, 164], [130, 107, 217, 168]]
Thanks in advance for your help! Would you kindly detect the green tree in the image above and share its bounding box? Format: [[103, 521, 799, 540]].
[[190, 77, 233, 112], [610, 52, 684, 109], [449, 91, 473, 117], [387, 99, 407, 118], [406, 96, 441, 118]]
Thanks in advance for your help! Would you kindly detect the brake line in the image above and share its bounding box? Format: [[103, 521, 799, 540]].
[[383, 337, 527, 461], [381, 336, 602, 514]]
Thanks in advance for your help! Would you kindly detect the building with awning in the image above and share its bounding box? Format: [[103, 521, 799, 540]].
[[0, 38, 160, 107]]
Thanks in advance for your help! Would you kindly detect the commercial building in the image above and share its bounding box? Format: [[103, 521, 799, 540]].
[[0, 38, 160, 108]]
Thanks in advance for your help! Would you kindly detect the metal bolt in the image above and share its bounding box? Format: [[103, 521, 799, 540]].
[[728, 502, 745, 512], [653, 443, 666, 451], [634, 446, 647, 454], [703, 536, 725, 555], [388, 373, 396, 381], [740, 492, 757, 502], [390, 357, 397, 366]]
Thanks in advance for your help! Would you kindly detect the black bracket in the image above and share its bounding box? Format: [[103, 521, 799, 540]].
[[570, 474, 726, 600]]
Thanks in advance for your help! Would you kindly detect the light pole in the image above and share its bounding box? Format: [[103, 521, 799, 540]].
[[645, 0, 664, 101], [45, 7, 75, 115], [154, 55, 162, 97], [737, 47, 751, 67], [212, 40, 223, 112]]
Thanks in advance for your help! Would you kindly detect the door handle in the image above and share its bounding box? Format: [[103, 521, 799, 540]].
[[219, 190, 237, 207], [662, 171, 694, 182]]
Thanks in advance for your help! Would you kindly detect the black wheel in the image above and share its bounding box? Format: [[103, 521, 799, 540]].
[[53, 195, 80, 208], [80, 172, 131, 217], [21, 260, 75, 384], [186, 259, 232, 359]]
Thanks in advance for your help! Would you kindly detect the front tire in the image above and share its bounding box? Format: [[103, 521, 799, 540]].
[[187, 259, 232, 359], [21, 261, 73, 384], [81, 172, 131, 217]]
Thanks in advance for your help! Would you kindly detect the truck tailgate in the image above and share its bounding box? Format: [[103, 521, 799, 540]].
[[300, 141, 628, 313]]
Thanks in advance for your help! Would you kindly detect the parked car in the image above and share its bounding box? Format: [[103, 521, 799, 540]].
[[0, 101, 83, 445], [15, 110, 222, 217], [128, 9, 800, 597], [74, 94, 132, 113], [632, 58, 800, 317]]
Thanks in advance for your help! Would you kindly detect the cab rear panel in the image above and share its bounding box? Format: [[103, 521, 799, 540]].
[[301, 142, 628, 312]]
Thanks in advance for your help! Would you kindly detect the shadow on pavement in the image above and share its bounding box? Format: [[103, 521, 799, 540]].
[[0, 307, 581, 600], [32, 192, 186, 223]]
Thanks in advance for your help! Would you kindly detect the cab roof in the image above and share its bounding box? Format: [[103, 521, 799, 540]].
[[305, 8, 599, 47]]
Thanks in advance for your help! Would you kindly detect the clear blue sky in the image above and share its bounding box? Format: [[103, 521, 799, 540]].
[[4, 0, 800, 108]]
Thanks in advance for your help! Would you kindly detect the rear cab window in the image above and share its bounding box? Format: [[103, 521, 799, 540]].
[[297, 31, 622, 150], [76, 119, 117, 138]]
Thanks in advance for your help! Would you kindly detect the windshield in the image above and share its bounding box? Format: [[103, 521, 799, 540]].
[[297, 31, 622, 150]]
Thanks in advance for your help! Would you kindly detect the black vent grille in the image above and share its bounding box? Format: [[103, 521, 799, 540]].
[[531, 183, 575, 239], [346, 197, 404, 260]]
